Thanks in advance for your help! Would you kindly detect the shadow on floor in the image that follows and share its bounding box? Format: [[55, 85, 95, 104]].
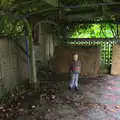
[[1, 74, 120, 120]]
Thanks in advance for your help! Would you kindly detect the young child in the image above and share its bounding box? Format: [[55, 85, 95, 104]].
[[69, 53, 81, 90]]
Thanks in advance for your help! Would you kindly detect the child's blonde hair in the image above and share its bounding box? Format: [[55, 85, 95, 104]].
[[72, 53, 78, 57]]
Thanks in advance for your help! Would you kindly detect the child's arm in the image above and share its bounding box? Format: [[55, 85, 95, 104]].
[[69, 62, 72, 72], [69, 65, 72, 72], [78, 60, 81, 73]]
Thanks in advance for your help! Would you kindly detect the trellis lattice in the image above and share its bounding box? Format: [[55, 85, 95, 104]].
[[61, 38, 120, 68]]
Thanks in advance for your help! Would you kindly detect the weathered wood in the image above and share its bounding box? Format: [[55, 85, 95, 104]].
[[61, 38, 120, 42], [52, 46, 100, 75], [24, 18, 37, 86], [62, 12, 101, 21], [63, 2, 120, 9], [111, 44, 120, 75], [62, 20, 115, 24], [42, 0, 58, 7]]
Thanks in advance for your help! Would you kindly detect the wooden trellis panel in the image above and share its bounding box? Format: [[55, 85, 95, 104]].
[[53, 46, 100, 75], [61, 38, 120, 68], [111, 44, 120, 75]]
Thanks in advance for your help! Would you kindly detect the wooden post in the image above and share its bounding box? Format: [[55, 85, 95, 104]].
[[117, 24, 119, 38], [0, 11, 36, 86], [23, 18, 37, 87]]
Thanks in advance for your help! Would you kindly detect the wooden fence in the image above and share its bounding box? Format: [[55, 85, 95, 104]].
[[61, 38, 120, 69]]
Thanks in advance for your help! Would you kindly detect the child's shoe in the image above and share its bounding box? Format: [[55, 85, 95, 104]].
[[75, 87, 79, 91], [68, 86, 72, 90]]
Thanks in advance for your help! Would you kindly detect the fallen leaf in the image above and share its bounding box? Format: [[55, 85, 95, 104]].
[[17, 103, 20, 106], [107, 86, 112, 90], [8, 108, 12, 111], [74, 103, 79, 107], [67, 101, 70, 104], [12, 94, 14, 97], [51, 95, 56, 99], [32, 105, 36, 109], [77, 95, 79, 98], [109, 109, 116, 113], [2, 109, 6, 112], [5, 113, 9, 118], [19, 109, 24, 112], [66, 96, 69, 99], [0, 106, 3, 110], [48, 109, 51, 112], [115, 106, 120, 109]]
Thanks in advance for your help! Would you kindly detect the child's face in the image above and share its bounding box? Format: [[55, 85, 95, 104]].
[[73, 54, 78, 61]]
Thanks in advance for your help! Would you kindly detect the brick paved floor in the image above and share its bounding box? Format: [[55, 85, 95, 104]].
[[44, 75, 120, 120], [10, 75, 120, 120]]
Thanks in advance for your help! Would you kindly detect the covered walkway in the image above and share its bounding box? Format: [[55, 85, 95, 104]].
[[44, 75, 120, 120], [1, 0, 120, 120], [1, 75, 120, 120]]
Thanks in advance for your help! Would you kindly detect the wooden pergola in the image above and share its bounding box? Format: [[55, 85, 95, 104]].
[[0, 0, 120, 86]]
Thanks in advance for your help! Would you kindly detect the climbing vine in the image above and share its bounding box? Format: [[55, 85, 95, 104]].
[[71, 23, 119, 38], [0, 15, 24, 37]]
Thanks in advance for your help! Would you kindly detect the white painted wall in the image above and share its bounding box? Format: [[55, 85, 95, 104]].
[[33, 22, 54, 65]]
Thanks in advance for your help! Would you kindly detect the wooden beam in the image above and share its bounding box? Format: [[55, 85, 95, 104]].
[[28, 8, 57, 16], [62, 12, 101, 21], [24, 18, 37, 86], [63, 2, 120, 9], [43, 0, 58, 7], [65, 8, 100, 15], [61, 20, 115, 24], [61, 38, 120, 42]]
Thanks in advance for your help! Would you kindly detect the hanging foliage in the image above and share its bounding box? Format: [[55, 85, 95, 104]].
[[0, 0, 57, 38], [70, 23, 118, 38], [0, 15, 24, 37]]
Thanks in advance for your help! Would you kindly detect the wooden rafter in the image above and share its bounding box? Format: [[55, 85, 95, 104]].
[[61, 38, 120, 42], [63, 2, 120, 8], [63, 20, 115, 24], [42, 0, 58, 7]]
